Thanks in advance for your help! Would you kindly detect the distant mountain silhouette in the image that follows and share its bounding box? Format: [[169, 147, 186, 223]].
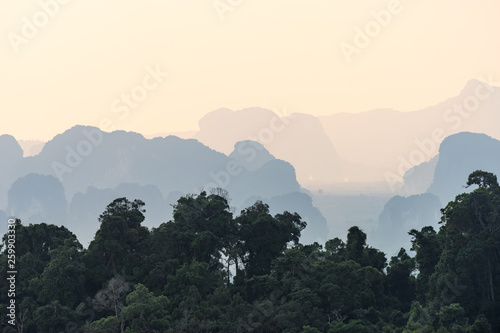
[[1, 127, 328, 246], [371, 131, 500, 255], [144, 131, 197, 140], [228, 140, 275, 172], [320, 80, 500, 185], [13, 126, 229, 201], [3, 81, 499, 249], [156, 80, 500, 189], [427, 132, 500, 204], [7, 173, 69, 225], [398, 155, 439, 196], [0, 135, 23, 208], [0, 210, 7, 237], [373, 193, 442, 256], [194, 107, 345, 186]]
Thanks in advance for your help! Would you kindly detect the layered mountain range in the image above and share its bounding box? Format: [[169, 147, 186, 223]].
[[20, 80, 499, 189], [0, 128, 327, 246], [2, 80, 499, 253], [163, 79, 499, 189], [374, 132, 500, 255]]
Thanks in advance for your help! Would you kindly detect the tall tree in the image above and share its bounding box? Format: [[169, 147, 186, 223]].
[[121, 284, 170, 332], [345, 226, 367, 264], [427, 171, 500, 329], [35, 245, 86, 308], [385, 248, 416, 311], [84, 198, 150, 292], [409, 226, 443, 303], [149, 192, 235, 272], [235, 201, 306, 279]]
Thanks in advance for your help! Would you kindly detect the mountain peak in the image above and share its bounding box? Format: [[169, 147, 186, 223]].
[[0, 134, 23, 159], [459, 79, 495, 97], [229, 140, 275, 171]]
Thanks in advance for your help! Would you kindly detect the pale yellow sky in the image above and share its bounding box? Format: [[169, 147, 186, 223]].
[[1, 0, 499, 141]]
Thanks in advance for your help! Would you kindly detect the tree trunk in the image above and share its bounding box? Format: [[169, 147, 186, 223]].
[[227, 258, 230, 288]]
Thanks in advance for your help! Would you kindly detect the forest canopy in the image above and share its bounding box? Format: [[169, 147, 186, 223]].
[[1, 171, 499, 332]]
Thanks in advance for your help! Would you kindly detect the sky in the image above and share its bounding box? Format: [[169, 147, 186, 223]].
[[1, 0, 499, 141]]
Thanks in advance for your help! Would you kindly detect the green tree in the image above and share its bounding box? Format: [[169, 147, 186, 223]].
[[325, 237, 345, 262], [149, 192, 235, 274], [86, 316, 121, 333], [0, 220, 83, 331], [121, 284, 170, 332], [466, 170, 499, 189], [84, 198, 150, 292], [385, 248, 416, 311], [235, 201, 306, 279], [436, 303, 468, 330], [405, 301, 433, 332], [35, 245, 86, 308], [345, 226, 367, 263], [409, 226, 443, 303], [427, 171, 500, 330], [32, 300, 74, 333], [344, 226, 387, 271]]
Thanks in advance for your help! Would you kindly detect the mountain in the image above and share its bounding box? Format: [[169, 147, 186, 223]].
[[6, 173, 69, 226], [228, 140, 275, 172], [1, 127, 328, 246], [319, 80, 500, 185], [0, 210, 6, 237], [398, 155, 439, 196], [194, 107, 345, 186], [159, 80, 499, 190], [373, 193, 442, 256], [427, 132, 500, 204], [371, 131, 500, 255], [144, 131, 197, 140], [0, 135, 24, 208], [12, 126, 229, 201]]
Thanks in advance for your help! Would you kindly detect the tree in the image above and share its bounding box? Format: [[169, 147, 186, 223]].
[[85, 198, 150, 291], [150, 192, 235, 270], [165, 262, 223, 304], [466, 170, 499, 189], [409, 226, 442, 303], [436, 303, 468, 329], [0, 220, 84, 331], [427, 171, 500, 329], [235, 201, 306, 279], [345, 226, 367, 264], [36, 245, 86, 308], [32, 301, 74, 333], [87, 316, 121, 333], [344, 227, 386, 271], [325, 237, 345, 262], [121, 284, 170, 332], [93, 275, 131, 332], [405, 301, 433, 332], [385, 248, 416, 311], [1, 220, 81, 262]]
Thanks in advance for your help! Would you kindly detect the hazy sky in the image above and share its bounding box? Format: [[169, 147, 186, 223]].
[[1, 0, 499, 141]]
